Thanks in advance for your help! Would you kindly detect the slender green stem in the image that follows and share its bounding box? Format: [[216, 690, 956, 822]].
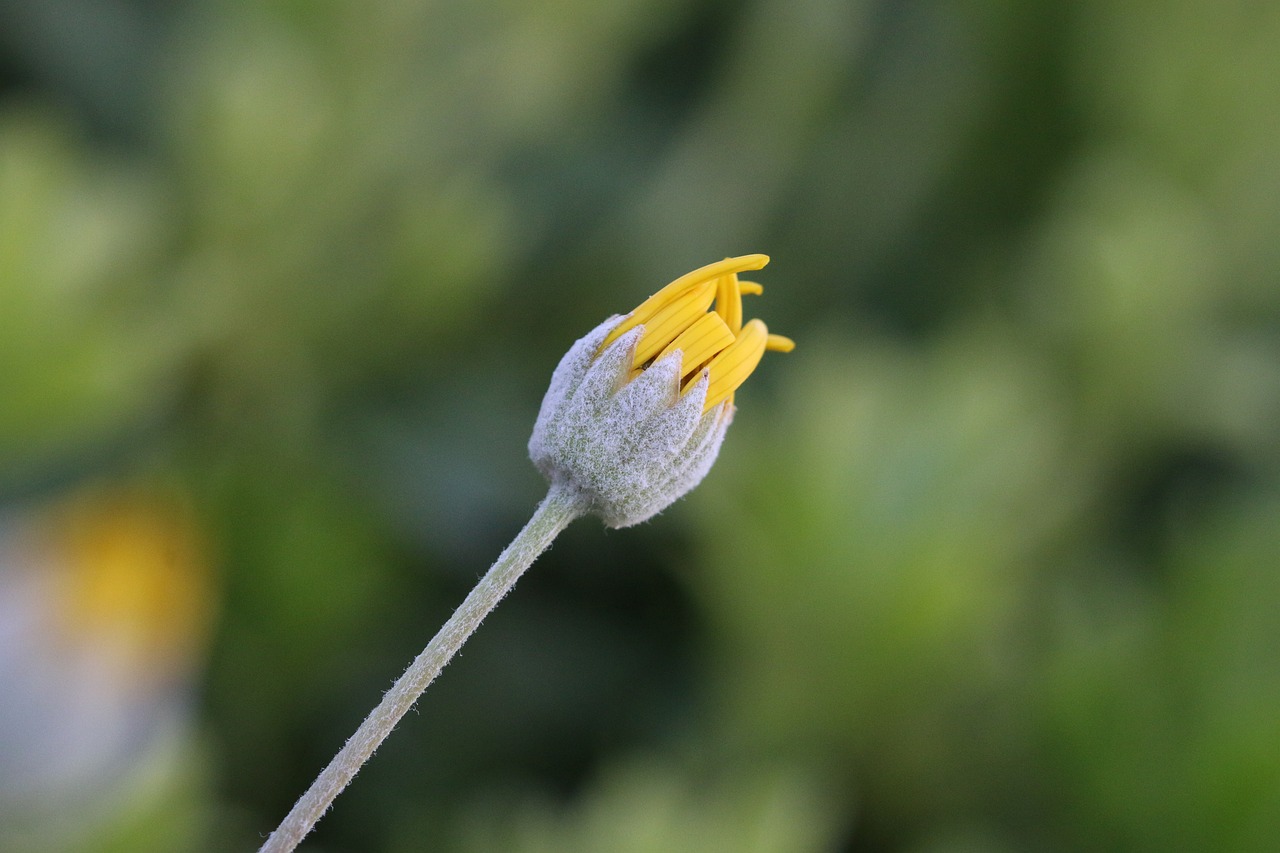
[[259, 482, 586, 853]]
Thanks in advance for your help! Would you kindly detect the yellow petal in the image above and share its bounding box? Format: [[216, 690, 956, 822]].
[[601, 254, 769, 351], [715, 273, 743, 334], [655, 311, 735, 381], [631, 280, 716, 367], [737, 281, 763, 296], [695, 318, 769, 413], [766, 333, 795, 353]]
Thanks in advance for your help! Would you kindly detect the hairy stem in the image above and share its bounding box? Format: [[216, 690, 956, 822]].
[[259, 482, 585, 853]]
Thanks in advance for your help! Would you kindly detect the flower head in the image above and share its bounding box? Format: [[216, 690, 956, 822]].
[[529, 254, 793, 527], [0, 486, 213, 844]]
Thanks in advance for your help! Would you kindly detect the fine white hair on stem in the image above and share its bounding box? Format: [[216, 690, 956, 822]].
[[257, 483, 586, 853]]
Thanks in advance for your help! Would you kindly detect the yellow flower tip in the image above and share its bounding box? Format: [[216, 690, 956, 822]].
[[766, 333, 796, 353], [593, 255, 791, 413], [599, 255, 768, 353], [718, 253, 769, 272]]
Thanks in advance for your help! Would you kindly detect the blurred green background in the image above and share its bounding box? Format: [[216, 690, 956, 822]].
[[1, 0, 1278, 851]]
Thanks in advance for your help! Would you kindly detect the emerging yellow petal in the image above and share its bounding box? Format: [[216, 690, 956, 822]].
[[715, 273, 743, 334], [766, 333, 796, 353], [630, 280, 716, 367], [585, 253, 790, 417], [655, 311, 735, 381], [695, 318, 769, 413], [601, 254, 769, 351]]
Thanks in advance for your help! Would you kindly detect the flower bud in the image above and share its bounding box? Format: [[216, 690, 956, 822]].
[[528, 255, 793, 527]]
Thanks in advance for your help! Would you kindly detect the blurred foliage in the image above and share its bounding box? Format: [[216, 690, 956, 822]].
[[1, 0, 1277, 851]]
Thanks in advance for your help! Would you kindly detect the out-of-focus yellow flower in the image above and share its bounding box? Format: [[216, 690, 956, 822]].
[[0, 485, 215, 850], [48, 490, 214, 687]]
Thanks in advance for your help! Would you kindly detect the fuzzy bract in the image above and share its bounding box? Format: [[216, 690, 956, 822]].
[[528, 316, 732, 528]]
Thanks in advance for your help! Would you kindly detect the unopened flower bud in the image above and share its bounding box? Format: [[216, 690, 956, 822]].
[[529, 255, 794, 527]]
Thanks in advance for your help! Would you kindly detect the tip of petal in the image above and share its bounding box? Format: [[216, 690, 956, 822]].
[[733, 253, 769, 270], [766, 333, 795, 353]]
